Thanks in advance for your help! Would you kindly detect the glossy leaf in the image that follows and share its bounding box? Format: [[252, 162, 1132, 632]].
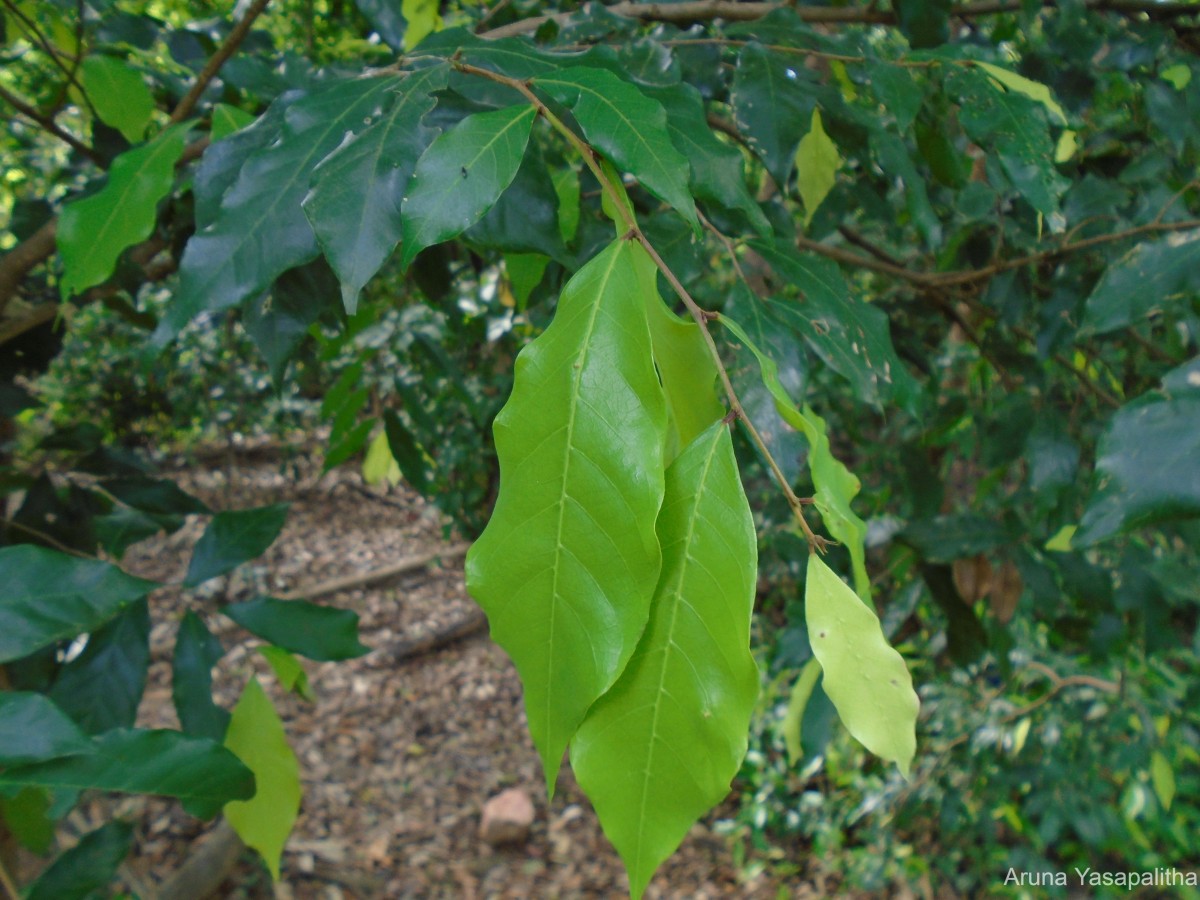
[[304, 64, 447, 313], [173, 611, 230, 742], [0, 692, 92, 766], [224, 678, 301, 880], [24, 821, 134, 900], [159, 76, 400, 341], [468, 143, 569, 262], [223, 596, 369, 661], [184, 503, 289, 587], [58, 123, 191, 299], [795, 109, 840, 226], [1075, 395, 1200, 545], [0, 728, 255, 819], [805, 554, 919, 776], [533, 67, 698, 230], [399, 104, 537, 271], [50, 599, 150, 734], [1081, 230, 1200, 335], [0, 545, 157, 664], [465, 239, 667, 791], [572, 422, 758, 900], [731, 43, 817, 187], [81, 55, 154, 142]]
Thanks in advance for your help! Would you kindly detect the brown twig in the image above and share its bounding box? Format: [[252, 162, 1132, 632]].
[[170, 0, 273, 123], [2, 518, 96, 559], [0, 856, 18, 900], [277, 544, 470, 601], [0, 83, 101, 162], [0, 0, 96, 118]]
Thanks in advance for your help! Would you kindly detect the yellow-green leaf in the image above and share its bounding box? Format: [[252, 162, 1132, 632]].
[[401, 0, 441, 49], [794, 109, 840, 227], [362, 429, 401, 486], [1161, 64, 1192, 91], [223, 677, 300, 880], [782, 658, 822, 766], [82, 55, 155, 143], [976, 61, 1068, 125], [805, 554, 919, 777], [1150, 750, 1175, 811]]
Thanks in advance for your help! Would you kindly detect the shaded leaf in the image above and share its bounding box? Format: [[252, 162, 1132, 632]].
[[0, 728, 255, 819], [184, 503, 290, 587], [731, 43, 817, 187], [572, 423, 757, 900], [0, 787, 55, 853], [465, 240, 667, 791], [82, 55, 154, 142], [50, 599, 150, 735], [1081, 230, 1200, 335], [58, 123, 192, 299], [24, 821, 134, 900], [243, 259, 334, 382], [806, 554, 919, 776], [895, 0, 951, 48], [101, 476, 210, 516], [533, 67, 698, 230], [173, 611, 230, 742], [0, 545, 156, 664], [383, 409, 431, 489], [223, 596, 369, 661], [399, 104, 537, 271], [224, 678, 300, 880], [0, 693, 92, 766]]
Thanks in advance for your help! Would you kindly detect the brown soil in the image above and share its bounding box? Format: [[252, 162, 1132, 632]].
[[57, 456, 805, 899]]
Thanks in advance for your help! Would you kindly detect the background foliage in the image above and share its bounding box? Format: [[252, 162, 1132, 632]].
[[2, 0, 1199, 894]]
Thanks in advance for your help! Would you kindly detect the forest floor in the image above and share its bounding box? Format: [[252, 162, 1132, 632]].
[[81, 452, 811, 899]]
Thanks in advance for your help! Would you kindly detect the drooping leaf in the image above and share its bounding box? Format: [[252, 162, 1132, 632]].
[[465, 239, 667, 791], [1150, 750, 1175, 811], [383, 409, 431, 489], [572, 422, 758, 900], [24, 821, 134, 900], [304, 64, 448, 314], [1081, 230, 1200, 335], [795, 109, 840, 227], [533, 67, 698, 230], [58, 123, 192, 299], [805, 554, 919, 776], [362, 429, 402, 486], [81, 55, 154, 142], [750, 240, 919, 412], [223, 596, 369, 661], [258, 645, 315, 701], [552, 165, 581, 244], [504, 253, 550, 309], [158, 76, 401, 342], [782, 658, 822, 766], [223, 678, 301, 880], [0, 728, 255, 819], [398, 104, 537, 271], [0, 693, 93, 766], [173, 611, 230, 742], [1075, 395, 1200, 545], [731, 43, 818, 187], [184, 503, 290, 587], [0, 545, 157, 664], [50, 599, 150, 735]]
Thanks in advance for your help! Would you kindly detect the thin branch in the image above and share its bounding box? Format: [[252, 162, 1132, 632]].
[[0, 83, 101, 162], [0, 856, 18, 900], [170, 0, 273, 123], [0, 0, 96, 118], [0, 301, 58, 347], [837, 226, 907, 268], [2, 518, 96, 559]]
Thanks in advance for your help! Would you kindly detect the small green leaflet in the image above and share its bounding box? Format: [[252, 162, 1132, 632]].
[[362, 429, 402, 486], [572, 422, 758, 900], [399, 104, 537, 271], [211, 103, 256, 141], [782, 658, 822, 765], [466, 239, 667, 793], [58, 123, 192, 300], [224, 678, 301, 880], [795, 109, 840, 226], [1150, 750, 1175, 811], [805, 554, 919, 777], [402, 0, 442, 50], [81, 55, 154, 143], [533, 67, 699, 231]]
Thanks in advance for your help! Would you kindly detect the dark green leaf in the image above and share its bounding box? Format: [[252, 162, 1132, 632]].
[[243, 259, 336, 382], [399, 103, 536, 270], [0, 728, 255, 819], [304, 65, 448, 313], [223, 596, 369, 661], [533, 67, 698, 230], [184, 503, 290, 587], [25, 821, 134, 900], [383, 409, 430, 489], [0, 787, 55, 853], [0, 546, 156, 664], [467, 143, 569, 261], [173, 611, 230, 742], [1081, 230, 1200, 335], [193, 96, 291, 230], [895, 0, 951, 48], [1162, 356, 1200, 395], [731, 43, 817, 187], [868, 62, 924, 132], [902, 514, 1009, 562], [0, 693, 93, 766], [871, 129, 941, 247], [50, 600, 150, 735], [94, 505, 165, 557], [101, 476, 211, 516], [353, 0, 407, 48]]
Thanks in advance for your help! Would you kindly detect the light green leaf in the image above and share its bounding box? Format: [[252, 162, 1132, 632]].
[[795, 109, 840, 227], [976, 61, 1068, 125], [399, 104, 537, 271], [552, 165, 581, 243], [304, 64, 447, 314], [533, 67, 698, 230], [1044, 524, 1076, 552], [224, 678, 301, 880], [81, 55, 154, 142], [362, 429, 402, 486], [1054, 129, 1077, 163], [0, 545, 157, 664], [1150, 750, 1175, 811], [258, 645, 315, 701], [572, 422, 758, 900], [1161, 64, 1192, 91], [466, 239, 667, 792], [211, 103, 256, 141], [1081, 230, 1200, 335], [58, 123, 192, 299], [806, 554, 919, 776], [504, 252, 550, 310], [401, 0, 441, 50], [782, 658, 822, 766]]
